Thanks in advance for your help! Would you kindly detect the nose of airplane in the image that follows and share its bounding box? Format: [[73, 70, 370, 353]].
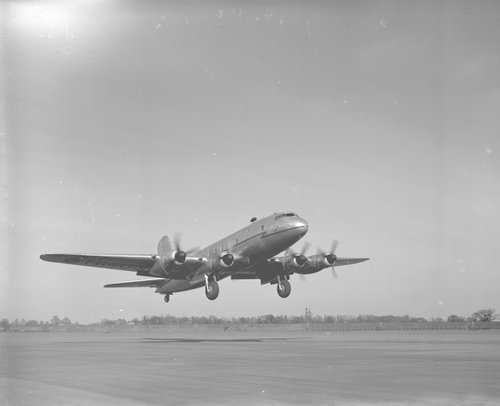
[[296, 217, 308, 236]]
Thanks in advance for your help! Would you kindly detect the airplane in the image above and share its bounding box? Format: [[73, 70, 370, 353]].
[[40, 212, 369, 303]]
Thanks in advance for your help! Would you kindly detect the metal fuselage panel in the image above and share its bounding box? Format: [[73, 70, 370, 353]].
[[156, 213, 308, 294], [197, 213, 307, 262]]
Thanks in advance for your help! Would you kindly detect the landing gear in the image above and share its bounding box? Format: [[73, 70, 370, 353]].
[[204, 274, 219, 300], [277, 276, 291, 298], [205, 280, 219, 300], [164, 294, 170, 303]]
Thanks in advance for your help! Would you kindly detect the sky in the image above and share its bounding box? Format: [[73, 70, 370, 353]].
[[1, 0, 500, 324]]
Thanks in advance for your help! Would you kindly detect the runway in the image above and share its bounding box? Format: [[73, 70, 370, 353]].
[[1, 329, 500, 405]]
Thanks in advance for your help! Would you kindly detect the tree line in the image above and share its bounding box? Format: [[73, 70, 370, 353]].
[[1, 308, 496, 330]]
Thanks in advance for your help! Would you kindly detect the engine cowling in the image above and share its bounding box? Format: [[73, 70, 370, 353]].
[[219, 253, 235, 268], [294, 254, 308, 267], [324, 253, 337, 266], [173, 250, 187, 266], [283, 254, 308, 273], [157, 250, 187, 276], [293, 252, 335, 275]]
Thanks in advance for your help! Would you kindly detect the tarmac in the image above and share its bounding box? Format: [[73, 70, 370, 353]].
[[1, 329, 500, 405]]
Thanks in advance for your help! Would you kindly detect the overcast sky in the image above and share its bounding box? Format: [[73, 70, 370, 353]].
[[2, 0, 500, 323]]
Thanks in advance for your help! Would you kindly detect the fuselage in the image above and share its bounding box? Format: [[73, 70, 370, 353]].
[[198, 212, 308, 262], [157, 212, 308, 294]]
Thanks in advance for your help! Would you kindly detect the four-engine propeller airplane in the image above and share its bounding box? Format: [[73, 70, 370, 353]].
[[40, 212, 369, 303]]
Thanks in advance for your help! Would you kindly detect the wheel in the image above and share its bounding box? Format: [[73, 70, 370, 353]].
[[164, 294, 170, 303], [205, 280, 219, 300], [277, 279, 291, 298]]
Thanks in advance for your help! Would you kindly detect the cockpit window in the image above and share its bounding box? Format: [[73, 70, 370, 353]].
[[274, 212, 296, 220]]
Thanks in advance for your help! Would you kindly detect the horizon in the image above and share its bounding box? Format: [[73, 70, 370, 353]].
[[3, 308, 497, 326]]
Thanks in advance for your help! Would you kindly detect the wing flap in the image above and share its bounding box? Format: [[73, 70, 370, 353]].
[[104, 278, 166, 288], [40, 254, 156, 272]]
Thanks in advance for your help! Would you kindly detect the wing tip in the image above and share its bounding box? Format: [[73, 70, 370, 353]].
[[40, 254, 68, 263]]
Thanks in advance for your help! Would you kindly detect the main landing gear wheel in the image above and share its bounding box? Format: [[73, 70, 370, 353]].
[[205, 280, 219, 300], [164, 294, 170, 303], [277, 278, 291, 298]]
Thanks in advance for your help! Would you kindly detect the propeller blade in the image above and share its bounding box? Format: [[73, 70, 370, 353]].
[[329, 240, 339, 267], [317, 241, 338, 266], [157, 235, 172, 257], [299, 274, 306, 282], [301, 241, 311, 256], [331, 240, 339, 254], [172, 232, 187, 264], [173, 232, 182, 251]]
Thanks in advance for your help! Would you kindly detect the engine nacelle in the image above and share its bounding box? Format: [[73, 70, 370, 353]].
[[157, 250, 187, 275], [219, 253, 235, 268], [324, 253, 337, 267], [173, 250, 187, 266], [283, 254, 308, 273]]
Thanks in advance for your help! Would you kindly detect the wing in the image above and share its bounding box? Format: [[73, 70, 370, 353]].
[[334, 257, 369, 266], [104, 278, 166, 288], [40, 254, 156, 273], [230, 256, 370, 284]]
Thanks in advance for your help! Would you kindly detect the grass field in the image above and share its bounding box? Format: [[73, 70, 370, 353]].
[[1, 329, 499, 405]]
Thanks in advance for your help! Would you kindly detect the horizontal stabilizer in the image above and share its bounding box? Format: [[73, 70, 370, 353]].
[[104, 278, 166, 288]]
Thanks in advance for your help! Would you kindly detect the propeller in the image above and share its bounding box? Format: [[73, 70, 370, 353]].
[[287, 242, 310, 268], [297, 240, 339, 280], [318, 240, 339, 278], [219, 239, 235, 267], [157, 234, 190, 265], [173, 233, 187, 264], [157, 235, 172, 257]]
